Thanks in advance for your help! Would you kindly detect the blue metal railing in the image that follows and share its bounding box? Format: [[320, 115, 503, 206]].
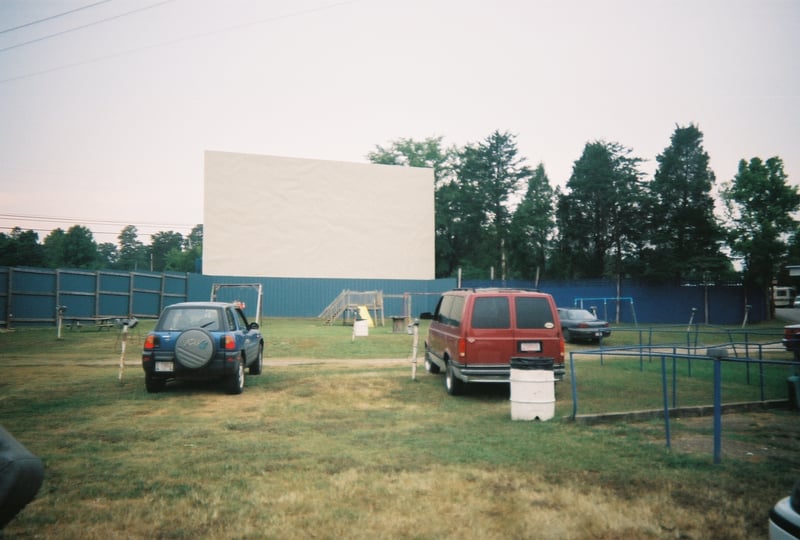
[[568, 343, 799, 464]]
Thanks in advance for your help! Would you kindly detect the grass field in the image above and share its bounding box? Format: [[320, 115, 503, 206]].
[[0, 318, 798, 539]]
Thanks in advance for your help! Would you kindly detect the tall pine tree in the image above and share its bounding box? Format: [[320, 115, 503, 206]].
[[644, 124, 728, 283]]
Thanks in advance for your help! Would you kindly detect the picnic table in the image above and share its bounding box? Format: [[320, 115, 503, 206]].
[[66, 317, 115, 331]]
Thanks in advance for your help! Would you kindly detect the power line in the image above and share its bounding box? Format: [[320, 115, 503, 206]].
[[0, 0, 360, 84], [0, 0, 176, 54], [0, 212, 197, 230], [0, 0, 116, 34], [0, 225, 127, 238]]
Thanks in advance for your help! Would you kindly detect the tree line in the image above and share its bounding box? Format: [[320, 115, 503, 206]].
[[2, 123, 798, 296], [0, 223, 202, 273], [367, 125, 800, 296]]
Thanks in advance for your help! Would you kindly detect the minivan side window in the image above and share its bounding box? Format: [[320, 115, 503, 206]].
[[437, 295, 465, 327], [471, 297, 510, 329], [432, 297, 444, 319], [515, 297, 554, 329]]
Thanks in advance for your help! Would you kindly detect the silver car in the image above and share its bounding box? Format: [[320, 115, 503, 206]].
[[557, 307, 611, 343]]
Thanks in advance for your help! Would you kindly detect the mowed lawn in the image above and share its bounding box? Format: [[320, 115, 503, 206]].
[[0, 319, 798, 539]]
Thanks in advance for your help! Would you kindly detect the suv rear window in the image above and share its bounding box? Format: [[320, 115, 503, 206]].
[[471, 297, 510, 329], [157, 307, 221, 331], [515, 297, 555, 329]]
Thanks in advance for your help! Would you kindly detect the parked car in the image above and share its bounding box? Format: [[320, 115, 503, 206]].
[[420, 288, 565, 395], [557, 307, 611, 343], [141, 302, 264, 394], [783, 324, 800, 355], [769, 480, 800, 539], [774, 286, 796, 308]]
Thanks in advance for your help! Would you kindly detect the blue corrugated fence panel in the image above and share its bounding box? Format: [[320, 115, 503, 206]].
[[58, 269, 95, 294], [0, 266, 769, 326], [99, 272, 130, 293]]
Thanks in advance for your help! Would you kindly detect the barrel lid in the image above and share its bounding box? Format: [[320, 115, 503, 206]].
[[510, 357, 554, 370]]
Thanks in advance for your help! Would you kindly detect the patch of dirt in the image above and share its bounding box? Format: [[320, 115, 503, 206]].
[[664, 411, 800, 461]]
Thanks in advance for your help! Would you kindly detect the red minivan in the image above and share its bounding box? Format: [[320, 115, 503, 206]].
[[421, 288, 565, 395]]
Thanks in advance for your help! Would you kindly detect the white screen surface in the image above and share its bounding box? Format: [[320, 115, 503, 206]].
[[203, 151, 435, 279]]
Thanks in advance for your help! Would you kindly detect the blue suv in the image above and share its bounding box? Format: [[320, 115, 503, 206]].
[[142, 302, 264, 394]]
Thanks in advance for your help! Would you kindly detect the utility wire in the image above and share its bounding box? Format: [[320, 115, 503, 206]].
[[0, 0, 360, 84], [0, 0, 175, 54], [0, 0, 116, 34], [0, 212, 196, 229]]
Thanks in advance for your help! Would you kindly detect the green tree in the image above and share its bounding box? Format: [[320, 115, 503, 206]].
[[0, 233, 9, 266], [150, 231, 184, 272], [508, 163, 555, 280], [0, 228, 45, 267], [61, 225, 98, 269], [12, 228, 45, 267], [185, 224, 203, 253], [117, 225, 149, 270], [164, 224, 203, 272], [434, 175, 486, 278], [43, 228, 68, 267], [554, 141, 645, 279], [97, 242, 119, 269], [722, 156, 800, 310], [367, 137, 452, 177], [643, 124, 729, 282], [454, 131, 531, 279]]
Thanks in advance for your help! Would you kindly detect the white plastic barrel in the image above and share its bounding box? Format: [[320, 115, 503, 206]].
[[509, 357, 555, 421]]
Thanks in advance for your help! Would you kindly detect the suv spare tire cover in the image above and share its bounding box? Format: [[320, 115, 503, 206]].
[[175, 329, 215, 368]]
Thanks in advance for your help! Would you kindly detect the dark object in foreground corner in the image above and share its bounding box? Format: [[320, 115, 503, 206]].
[[769, 479, 800, 539], [0, 425, 44, 530]]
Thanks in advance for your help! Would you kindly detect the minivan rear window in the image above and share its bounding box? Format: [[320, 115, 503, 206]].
[[471, 297, 510, 329], [515, 297, 555, 329]]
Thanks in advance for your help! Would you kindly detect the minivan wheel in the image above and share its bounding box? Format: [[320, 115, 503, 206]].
[[424, 350, 440, 374], [445, 362, 463, 396]]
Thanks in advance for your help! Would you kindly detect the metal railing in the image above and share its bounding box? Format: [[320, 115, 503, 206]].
[[568, 341, 799, 463]]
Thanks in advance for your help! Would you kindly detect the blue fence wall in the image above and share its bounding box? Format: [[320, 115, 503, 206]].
[[464, 279, 766, 326], [189, 274, 454, 319], [0, 267, 188, 326], [0, 265, 766, 327]]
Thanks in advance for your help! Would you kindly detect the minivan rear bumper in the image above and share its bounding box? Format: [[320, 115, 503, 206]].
[[452, 361, 565, 383]]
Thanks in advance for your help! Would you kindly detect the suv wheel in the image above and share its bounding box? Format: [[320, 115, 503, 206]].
[[249, 344, 263, 375], [145, 374, 166, 393], [226, 359, 245, 395], [445, 362, 464, 396]]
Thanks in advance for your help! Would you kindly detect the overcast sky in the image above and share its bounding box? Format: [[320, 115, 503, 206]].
[[0, 0, 798, 245]]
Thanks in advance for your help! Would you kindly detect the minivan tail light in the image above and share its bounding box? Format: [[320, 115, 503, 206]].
[[458, 338, 466, 358]]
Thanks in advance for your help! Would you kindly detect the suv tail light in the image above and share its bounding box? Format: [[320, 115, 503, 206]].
[[143, 335, 159, 350], [221, 334, 236, 350], [458, 338, 466, 359]]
